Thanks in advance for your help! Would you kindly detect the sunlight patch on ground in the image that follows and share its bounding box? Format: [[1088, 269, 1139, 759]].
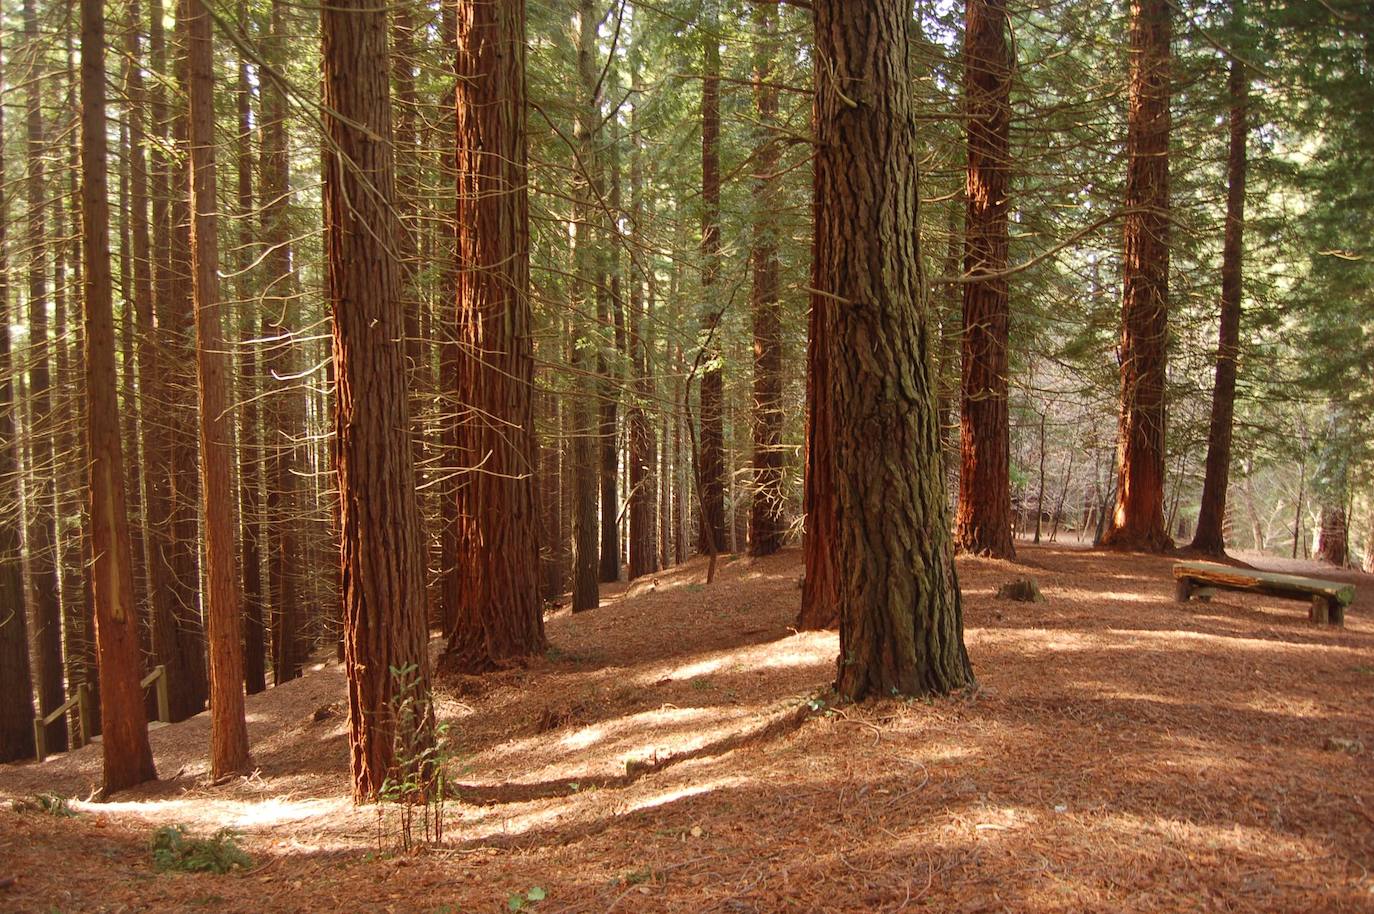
[[634, 632, 835, 685], [1108, 628, 1362, 655], [74, 795, 350, 831]]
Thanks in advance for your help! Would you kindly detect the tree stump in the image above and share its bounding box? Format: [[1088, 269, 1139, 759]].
[[997, 578, 1044, 603]]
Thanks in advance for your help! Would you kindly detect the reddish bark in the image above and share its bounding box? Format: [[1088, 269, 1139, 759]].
[[955, 0, 1015, 559], [697, 0, 726, 555], [1102, 0, 1172, 552]]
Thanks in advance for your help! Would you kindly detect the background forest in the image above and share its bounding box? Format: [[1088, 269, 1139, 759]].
[[0, 0, 1371, 760]]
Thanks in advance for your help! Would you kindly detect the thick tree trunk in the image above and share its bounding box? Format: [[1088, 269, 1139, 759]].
[[441, 0, 545, 673], [320, 0, 434, 800], [748, 3, 785, 559], [1190, 36, 1247, 557], [955, 0, 1015, 559], [80, 0, 158, 793], [812, 0, 975, 698], [0, 34, 37, 761], [187, 0, 250, 777], [23, 0, 68, 755], [697, 0, 726, 555], [1102, 0, 1172, 552]]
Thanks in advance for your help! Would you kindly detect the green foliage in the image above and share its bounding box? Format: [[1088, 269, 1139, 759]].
[[149, 825, 252, 874], [507, 886, 547, 910], [12, 794, 77, 817], [376, 663, 448, 853]]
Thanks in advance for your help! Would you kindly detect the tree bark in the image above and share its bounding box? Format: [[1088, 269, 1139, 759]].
[[697, 0, 726, 555], [1190, 21, 1247, 557], [570, 0, 600, 613], [812, 0, 975, 698], [320, 0, 434, 800], [1101, 0, 1172, 552], [748, 2, 785, 559], [23, 0, 68, 755], [441, 0, 546, 673], [0, 32, 37, 762], [955, 0, 1015, 559], [187, 0, 250, 777], [262, 0, 303, 685], [798, 217, 838, 629], [80, 0, 158, 793]]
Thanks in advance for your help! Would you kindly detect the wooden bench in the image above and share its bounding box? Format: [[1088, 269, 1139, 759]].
[[1173, 561, 1355, 626]]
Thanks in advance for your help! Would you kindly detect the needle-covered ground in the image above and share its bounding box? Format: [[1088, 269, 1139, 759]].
[[2, 542, 1373, 913]]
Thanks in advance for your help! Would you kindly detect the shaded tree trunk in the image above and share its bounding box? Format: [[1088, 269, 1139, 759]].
[[187, 0, 250, 777], [320, 0, 434, 800], [441, 0, 545, 673], [812, 0, 974, 698], [955, 0, 1015, 559], [697, 0, 726, 555], [1102, 0, 1172, 552], [748, 2, 785, 559], [626, 45, 658, 581], [23, 0, 68, 755], [1190, 26, 1247, 557], [80, 0, 158, 793], [0, 32, 37, 761], [797, 237, 838, 630]]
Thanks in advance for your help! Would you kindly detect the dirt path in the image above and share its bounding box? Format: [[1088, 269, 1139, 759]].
[[2, 543, 1372, 913]]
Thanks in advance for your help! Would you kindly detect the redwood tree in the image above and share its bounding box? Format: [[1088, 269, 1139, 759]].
[[1190, 16, 1248, 557], [187, 0, 250, 777], [80, 0, 157, 793], [1102, 0, 1172, 552], [0, 33, 36, 763], [441, 0, 545, 673], [320, 0, 433, 800], [955, 0, 1015, 559], [812, 0, 975, 698], [748, 1, 785, 559], [697, 0, 726, 555]]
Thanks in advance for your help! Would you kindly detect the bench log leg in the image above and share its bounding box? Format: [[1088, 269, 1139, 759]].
[[1329, 598, 1345, 627], [1310, 595, 1330, 625], [1174, 578, 1193, 603]]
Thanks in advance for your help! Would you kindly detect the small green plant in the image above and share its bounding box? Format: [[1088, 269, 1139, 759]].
[[507, 886, 546, 910], [376, 663, 449, 853], [149, 825, 252, 874]]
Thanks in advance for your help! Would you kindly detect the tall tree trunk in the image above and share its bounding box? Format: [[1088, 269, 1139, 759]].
[[187, 0, 250, 777], [748, 2, 785, 559], [697, 0, 726, 555], [798, 239, 839, 629], [234, 12, 266, 696], [812, 0, 975, 698], [569, 0, 600, 613], [1190, 21, 1248, 557], [955, 0, 1015, 559], [80, 0, 158, 793], [626, 47, 658, 581], [262, 0, 303, 684], [1102, 0, 1172, 552], [320, 0, 434, 800], [164, 0, 209, 719], [441, 0, 545, 672], [0, 32, 37, 761], [23, 0, 68, 755], [598, 112, 623, 585]]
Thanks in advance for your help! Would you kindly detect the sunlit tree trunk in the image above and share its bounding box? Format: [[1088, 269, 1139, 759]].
[[80, 0, 158, 793], [441, 0, 545, 672], [320, 0, 434, 800], [1102, 0, 1172, 552], [812, 0, 975, 698]]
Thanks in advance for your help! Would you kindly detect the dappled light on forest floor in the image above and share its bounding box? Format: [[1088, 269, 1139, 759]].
[[3, 545, 1374, 912]]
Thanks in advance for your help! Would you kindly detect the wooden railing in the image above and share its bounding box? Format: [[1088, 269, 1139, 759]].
[[33, 664, 169, 763]]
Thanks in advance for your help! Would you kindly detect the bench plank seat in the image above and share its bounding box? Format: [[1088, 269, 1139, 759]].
[[1172, 561, 1355, 626]]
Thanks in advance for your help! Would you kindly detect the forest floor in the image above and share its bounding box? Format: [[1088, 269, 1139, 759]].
[[2, 542, 1374, 913]]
